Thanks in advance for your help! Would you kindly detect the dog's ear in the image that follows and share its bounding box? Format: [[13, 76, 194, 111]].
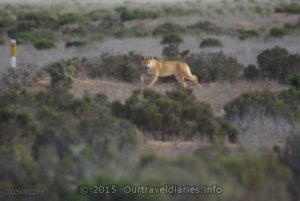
[[141, 55, 145, 60]]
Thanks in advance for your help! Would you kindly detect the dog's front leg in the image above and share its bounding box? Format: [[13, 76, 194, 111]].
[[147, 73, 158, 88]]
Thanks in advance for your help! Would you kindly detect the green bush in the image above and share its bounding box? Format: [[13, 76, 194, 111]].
[[65, 36, 88, 47], [45, 59, 75, 87], [17, 11, 58, 29], [200, 38, 223, 48], [269, 27, 291, 37], [289, 74, 300, 89], [0, 88, 140, 200], [224, 91, 282, 121], [112, 89, 238, 142], [58, 13, 88, 25], [238, 29, 260, 40], [257, 46, 300, 83], [162, 44, 181, 59], [188, 20, 221, 34], [224, 89, 300, 121], [33, 37, 56, 49], [14, 29, 56, 49], [153, 22, 185, 35], [0, 11, 17, 29], [70, 52, 142, 82], [116, 6, 160, 21], [186, 52, 243, 82], [243, 65, 260, 81], [160, 32, 183, 45], [275, 4, 300, 14]]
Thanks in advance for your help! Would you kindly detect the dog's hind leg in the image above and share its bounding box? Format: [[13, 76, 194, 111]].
[[175, 75, 187, 88]]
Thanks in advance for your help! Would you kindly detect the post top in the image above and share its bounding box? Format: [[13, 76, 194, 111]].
[[10, 39, 16, 44]]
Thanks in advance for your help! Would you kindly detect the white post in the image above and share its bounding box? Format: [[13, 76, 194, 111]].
[[10, 39, 16, 68]]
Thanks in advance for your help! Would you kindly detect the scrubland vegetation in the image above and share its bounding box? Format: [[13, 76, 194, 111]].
[[1, 1, 300, 201]]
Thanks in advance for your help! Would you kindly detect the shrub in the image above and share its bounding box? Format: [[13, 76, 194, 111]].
[[15, 29, 56, 49], [238, 29, 260, 40], [188, 20, 221, 34], [289, 74, 300, 89], [186, 52, 243, 82], [45, 59, 75, 87], [116, 6, 160, 21], [243, 65, 260, 81], [57, 13, 88, 25], [162, 44, 181, 59], [0, 88, 140, 200], [160, 32, 183, 45], [224, 91, 282, 121], [0, 11, 17, 29], [153, 22, 185, 35], [17, 11, 58, 29], [257, 46, 300, 83], [0, 64, 39, 89], [65, 36, 88, 47], [112, 89, 238, 142], [33, 37, 55, 49], [269, 27, 291, 37], [200, 38, 223, 48], [224, 89, 300, 121], [77, 52, 143, 82], [275, 4, 300, 14]]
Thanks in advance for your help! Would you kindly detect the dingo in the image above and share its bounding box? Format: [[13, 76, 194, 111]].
[[141, 56, 201, 88]]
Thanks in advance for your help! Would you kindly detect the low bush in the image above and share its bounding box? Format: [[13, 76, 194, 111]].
[[162, 44, 182, 59], [17, 11, 58, 29], [71, 52, 143, 82], [14, 29, 56, 49], [153, 22, 185, 35], [243, 65, 260, 81], [160, 32, 183, 45], [238, 29, 260, 40], [275, 4, 300, 14], [200, 38, 223, 48], [0, 11, 17, 30], [188, 20, 221, 34], [112, 89, 238, 142], [289, 74, 300, 90], [269, 27, 291, 37], [186, 52, 243, 82], [224, 89, 300, 122], [257, 46, 300, 83], [57, 13, 88, 25], [45, 59, 75, 87], [65, 36, 88, 47], [0, 88, 140, 200], [116, 6, 160, 21]]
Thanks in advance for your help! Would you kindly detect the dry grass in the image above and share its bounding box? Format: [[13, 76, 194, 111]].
[[142, 139, 240, 158], [231, 114, 298, 152], [32, 78, 287, 110]]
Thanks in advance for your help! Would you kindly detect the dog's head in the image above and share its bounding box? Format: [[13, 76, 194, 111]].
[[141, 56, 154, 70]]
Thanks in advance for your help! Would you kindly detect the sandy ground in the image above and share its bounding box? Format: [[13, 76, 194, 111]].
[[49, 78, 286, 112]]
